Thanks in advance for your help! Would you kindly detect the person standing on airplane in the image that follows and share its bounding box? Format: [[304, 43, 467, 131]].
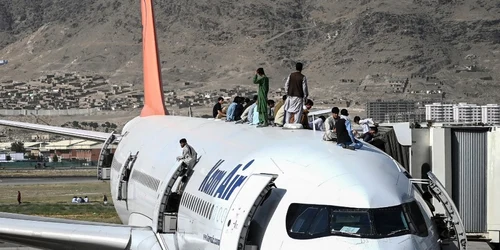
[[284, 62, 308, 124], [253, 68, 269, 127], [176, 138, 198, 170]]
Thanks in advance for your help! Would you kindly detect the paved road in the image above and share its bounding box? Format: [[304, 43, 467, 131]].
[[0, 240, 496, 249], [0, 176, 99, 185]]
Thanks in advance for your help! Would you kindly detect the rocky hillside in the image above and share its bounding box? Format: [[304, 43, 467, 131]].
[[0, 0, 499, 104]]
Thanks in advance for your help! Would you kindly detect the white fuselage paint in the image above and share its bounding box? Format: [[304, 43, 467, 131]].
[[110, 115, 441, 250]]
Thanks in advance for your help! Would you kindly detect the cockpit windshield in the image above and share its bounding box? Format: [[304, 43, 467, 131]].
[[286, 201, 428, 239]]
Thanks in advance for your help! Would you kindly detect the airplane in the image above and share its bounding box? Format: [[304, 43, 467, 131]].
[[0, 0, 468, 250]]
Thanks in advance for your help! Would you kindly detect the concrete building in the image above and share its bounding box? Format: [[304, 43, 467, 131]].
[[482, 104, 500, 125], [43, 139, 116, 163], [0, 140, 116, 164], [426, 102, 500, 124], [453, 103, 482, 123], [425, 103, 453, 122], [367, 100, 417, 122]]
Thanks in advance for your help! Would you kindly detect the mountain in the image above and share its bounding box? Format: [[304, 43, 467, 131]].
[[0, 0, 499, 105]]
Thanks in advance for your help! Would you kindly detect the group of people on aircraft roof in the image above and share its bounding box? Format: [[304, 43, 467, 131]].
[[211, 62, 380, 150]]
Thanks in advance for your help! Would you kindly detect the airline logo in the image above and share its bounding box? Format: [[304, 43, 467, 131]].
[[198, 159, 254, 200]]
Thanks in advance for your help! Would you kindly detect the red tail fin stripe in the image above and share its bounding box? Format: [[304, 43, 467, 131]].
[[140, 0, 168, 117]]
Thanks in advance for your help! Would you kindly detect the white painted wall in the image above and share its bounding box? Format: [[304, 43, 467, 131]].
[[429, 126, 452, 216], [487, 127, 500, 243]]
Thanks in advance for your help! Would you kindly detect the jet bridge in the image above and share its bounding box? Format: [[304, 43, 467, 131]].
[[410, 172, 467, 250], [382, 122, 500, 244]]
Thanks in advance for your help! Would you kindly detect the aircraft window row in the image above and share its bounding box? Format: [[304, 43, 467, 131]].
[[181, 192, 214, 219], [285, 201, 428, 240]]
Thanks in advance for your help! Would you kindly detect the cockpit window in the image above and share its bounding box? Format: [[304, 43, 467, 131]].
[[286, 201, 428, 239]]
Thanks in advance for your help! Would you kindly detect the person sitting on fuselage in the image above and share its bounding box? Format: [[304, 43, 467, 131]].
[[309, 115, 326, 131], [225, 96, 239, 122], [233, 97, 245, 121], [267, 99, 276, 124], [335, 109, 362, 150], [212, 97, 225, 119], [236, 95, 257, 124], [362, 126, 378, 142], [300, 99, 314, 129], [273, 104, 286, 127], [323, 107, 340, 141]]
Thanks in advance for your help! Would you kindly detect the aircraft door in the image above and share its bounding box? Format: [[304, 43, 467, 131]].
[[117, 152, 139, 201], [425, 172, 467, 250], [219, 173, 277, 250]]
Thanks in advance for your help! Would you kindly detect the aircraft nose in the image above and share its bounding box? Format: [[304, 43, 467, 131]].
[[279, 236, 421, 250], [344, 236, 421, 250]]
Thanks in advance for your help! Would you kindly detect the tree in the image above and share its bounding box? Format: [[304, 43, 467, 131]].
[[11, 142, 25, 153], [52, 154, 59, 162], [90, 122, 99, 130], [110, 123, 117, 129], [72, 121, 79, 128], [81, 121, 88, 127]]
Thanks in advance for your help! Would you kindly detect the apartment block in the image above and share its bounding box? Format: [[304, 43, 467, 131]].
[[482, 104, 500, 124], [367, 100, 417, 122], [453, 103, 482, 123], [425, 103, 453, 122], [425, 102, 500, 124]]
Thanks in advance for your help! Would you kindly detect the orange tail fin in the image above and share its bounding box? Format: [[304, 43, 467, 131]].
[[140, 0, 168, 116]]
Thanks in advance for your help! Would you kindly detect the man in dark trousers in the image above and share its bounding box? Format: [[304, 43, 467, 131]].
[[284, 62, 309, 124], [17, 191, 21, 204], [335, 109, 362, 150]]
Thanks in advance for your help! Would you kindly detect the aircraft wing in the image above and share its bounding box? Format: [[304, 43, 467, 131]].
[[0, 212, 158, 250], [0, 119, 120, 142]]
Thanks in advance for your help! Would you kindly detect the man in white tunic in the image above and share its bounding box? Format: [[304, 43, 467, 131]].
[[284, 62, 309, 124], [175, 138, 198, 194], [176, 138, 197, 170]]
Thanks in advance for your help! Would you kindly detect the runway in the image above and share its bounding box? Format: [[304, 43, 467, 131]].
[[0, 176, 99, 185]]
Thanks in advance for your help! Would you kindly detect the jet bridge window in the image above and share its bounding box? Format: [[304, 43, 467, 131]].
[[286, 201, 428, 240]]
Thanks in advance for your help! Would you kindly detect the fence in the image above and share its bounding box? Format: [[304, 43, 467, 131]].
[[0, 160, 96, 169], [0, 109, 101, 116]]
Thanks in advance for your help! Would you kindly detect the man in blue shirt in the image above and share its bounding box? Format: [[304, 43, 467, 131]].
[[226, 97, 239, 121]]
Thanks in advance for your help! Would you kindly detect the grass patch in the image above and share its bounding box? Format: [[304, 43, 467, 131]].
[[0, 182, 111, 203], [0, 169, 96, 178], [0, 203, 121, 224], [0, 182, 120, 224]]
